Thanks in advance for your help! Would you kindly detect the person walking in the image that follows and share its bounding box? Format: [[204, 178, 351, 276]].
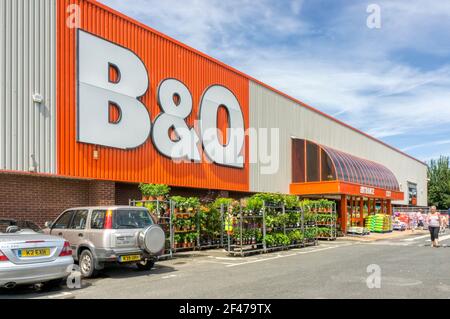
[[426, 206, 442, 248], [417, 210, 424, 230], [410, 212, 417, 232]]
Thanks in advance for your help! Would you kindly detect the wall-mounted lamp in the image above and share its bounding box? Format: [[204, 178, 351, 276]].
[[32, 93, 43, 104]]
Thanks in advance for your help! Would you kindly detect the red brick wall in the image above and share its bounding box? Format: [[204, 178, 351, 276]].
[[88, 180, 115, 206], [115, 182, 141, 205], [114, 183, 232, 204], [0, 172, 251, 227], [0, 172, 114, 227]]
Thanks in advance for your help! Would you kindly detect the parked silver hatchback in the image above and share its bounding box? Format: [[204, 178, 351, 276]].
[[44, 206, 165, 278]]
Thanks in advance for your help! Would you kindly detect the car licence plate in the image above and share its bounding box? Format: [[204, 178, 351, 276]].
[[119, 255, 141, 262], [18, 248, 51, 257]]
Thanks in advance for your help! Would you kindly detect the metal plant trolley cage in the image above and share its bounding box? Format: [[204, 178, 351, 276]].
[[226, 201, 319, 257], [226, 203, 265, 257], [264, 202, 306, 252], [197, 202, 225, 250], [172, 209, 199, 252], [301, 203, 318, 246], [130, 198, 226, 258], [129, 199, 174, 259], [315, 202, 337, 241]]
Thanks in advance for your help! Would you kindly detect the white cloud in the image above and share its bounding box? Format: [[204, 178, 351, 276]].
[[99, 0, 450, 160], [402, 139, 450, 152], [291, 0, 304, 15]]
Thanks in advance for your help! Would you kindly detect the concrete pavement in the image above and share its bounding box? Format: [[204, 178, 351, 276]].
[[1, 232, 450, 299]]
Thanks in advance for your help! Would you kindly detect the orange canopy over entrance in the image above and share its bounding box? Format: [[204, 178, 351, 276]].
[[289, 139, 404, 201]]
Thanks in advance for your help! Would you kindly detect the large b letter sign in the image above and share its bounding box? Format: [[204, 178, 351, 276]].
[[77, 30, 151, 149], [77, 31, 245, 168]]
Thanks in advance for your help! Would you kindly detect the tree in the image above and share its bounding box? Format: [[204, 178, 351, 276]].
[[428, 156, 450, 209]]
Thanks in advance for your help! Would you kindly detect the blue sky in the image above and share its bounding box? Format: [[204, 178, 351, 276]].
[[100, 0, 450, 162]]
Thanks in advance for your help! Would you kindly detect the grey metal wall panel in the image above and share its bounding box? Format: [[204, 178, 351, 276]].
[[0, 0, 56, 173], [249, 81, 428, 206]]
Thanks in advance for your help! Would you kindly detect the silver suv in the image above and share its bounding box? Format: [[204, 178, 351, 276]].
[[44, 206, 165, 278]]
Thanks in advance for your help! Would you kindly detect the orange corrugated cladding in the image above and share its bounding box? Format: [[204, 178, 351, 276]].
[[57, 0, 250, 191]]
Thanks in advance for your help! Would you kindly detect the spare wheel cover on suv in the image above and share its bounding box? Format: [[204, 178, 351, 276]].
[[138, 225, 165, 254]]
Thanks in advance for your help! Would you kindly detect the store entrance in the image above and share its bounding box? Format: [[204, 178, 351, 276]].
[[339, 195, 392, 235]]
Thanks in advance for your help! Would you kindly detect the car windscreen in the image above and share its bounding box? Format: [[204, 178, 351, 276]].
[[113, 209, 153, 229], [0, 220, 41, 233]]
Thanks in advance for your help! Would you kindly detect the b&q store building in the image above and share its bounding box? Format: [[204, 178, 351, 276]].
[[0, 0, 427, 233]]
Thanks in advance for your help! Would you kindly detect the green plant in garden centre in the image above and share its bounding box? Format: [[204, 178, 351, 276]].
[[171, 196, 189, 212], [255, 229, 263, 243], [287, 210, 300, 225], [304, 227, 318, 239], [303, 211, 316, 223], [144, 201, 156, 212], [139, 183, 170, 198], [263, 234, 275, 247], [274, 214, 289, 226], [175, 218, 185, 230], [246, 196, 264, 212], [265, 215, 276, 228], [187, 232, 197, 243], [185, 197, 200, 211], [273, 233, 290, 246], [317, 227, 331, 237], [173, 234, 181, 245], [283, 195, 298, 209], [288, 230, 304, 243], [299, 199, 312, 212], [212, 197, 233, 209], [252, 193, 284, 206]]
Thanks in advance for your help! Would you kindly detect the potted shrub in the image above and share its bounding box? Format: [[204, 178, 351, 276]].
[[184, 219, 191, 231], [265, 215, 275, 232], [288, 210, 300, 227], [276, 214, 289, 227], [174, 234, 181, 248], [213, 197, 233, 211], [288, 230, 304, 244], [171, 196, 186, 214], [264, 234, 275, 248], [186, 233, 195, 247], [175, 218, 184, 232], [139, 183, 170, 201], [327, 201, 333, 213], [138, 183, 153, 201], [240, 198, 248, 214], [246, 196, 264, 213], [154, 184, 170, 201], [185, 197, 200, 214], [284, 195, 298, 209]]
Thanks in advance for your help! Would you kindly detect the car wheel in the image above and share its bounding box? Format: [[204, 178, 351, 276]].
[[79, 249, 98, 278], [136, 259, 155, 271]]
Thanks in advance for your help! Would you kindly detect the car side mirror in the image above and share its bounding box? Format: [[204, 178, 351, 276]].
[[44, 221, 53, 228]]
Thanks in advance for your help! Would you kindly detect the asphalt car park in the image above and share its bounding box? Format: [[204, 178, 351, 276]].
[[2, 234, 449, 299]]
